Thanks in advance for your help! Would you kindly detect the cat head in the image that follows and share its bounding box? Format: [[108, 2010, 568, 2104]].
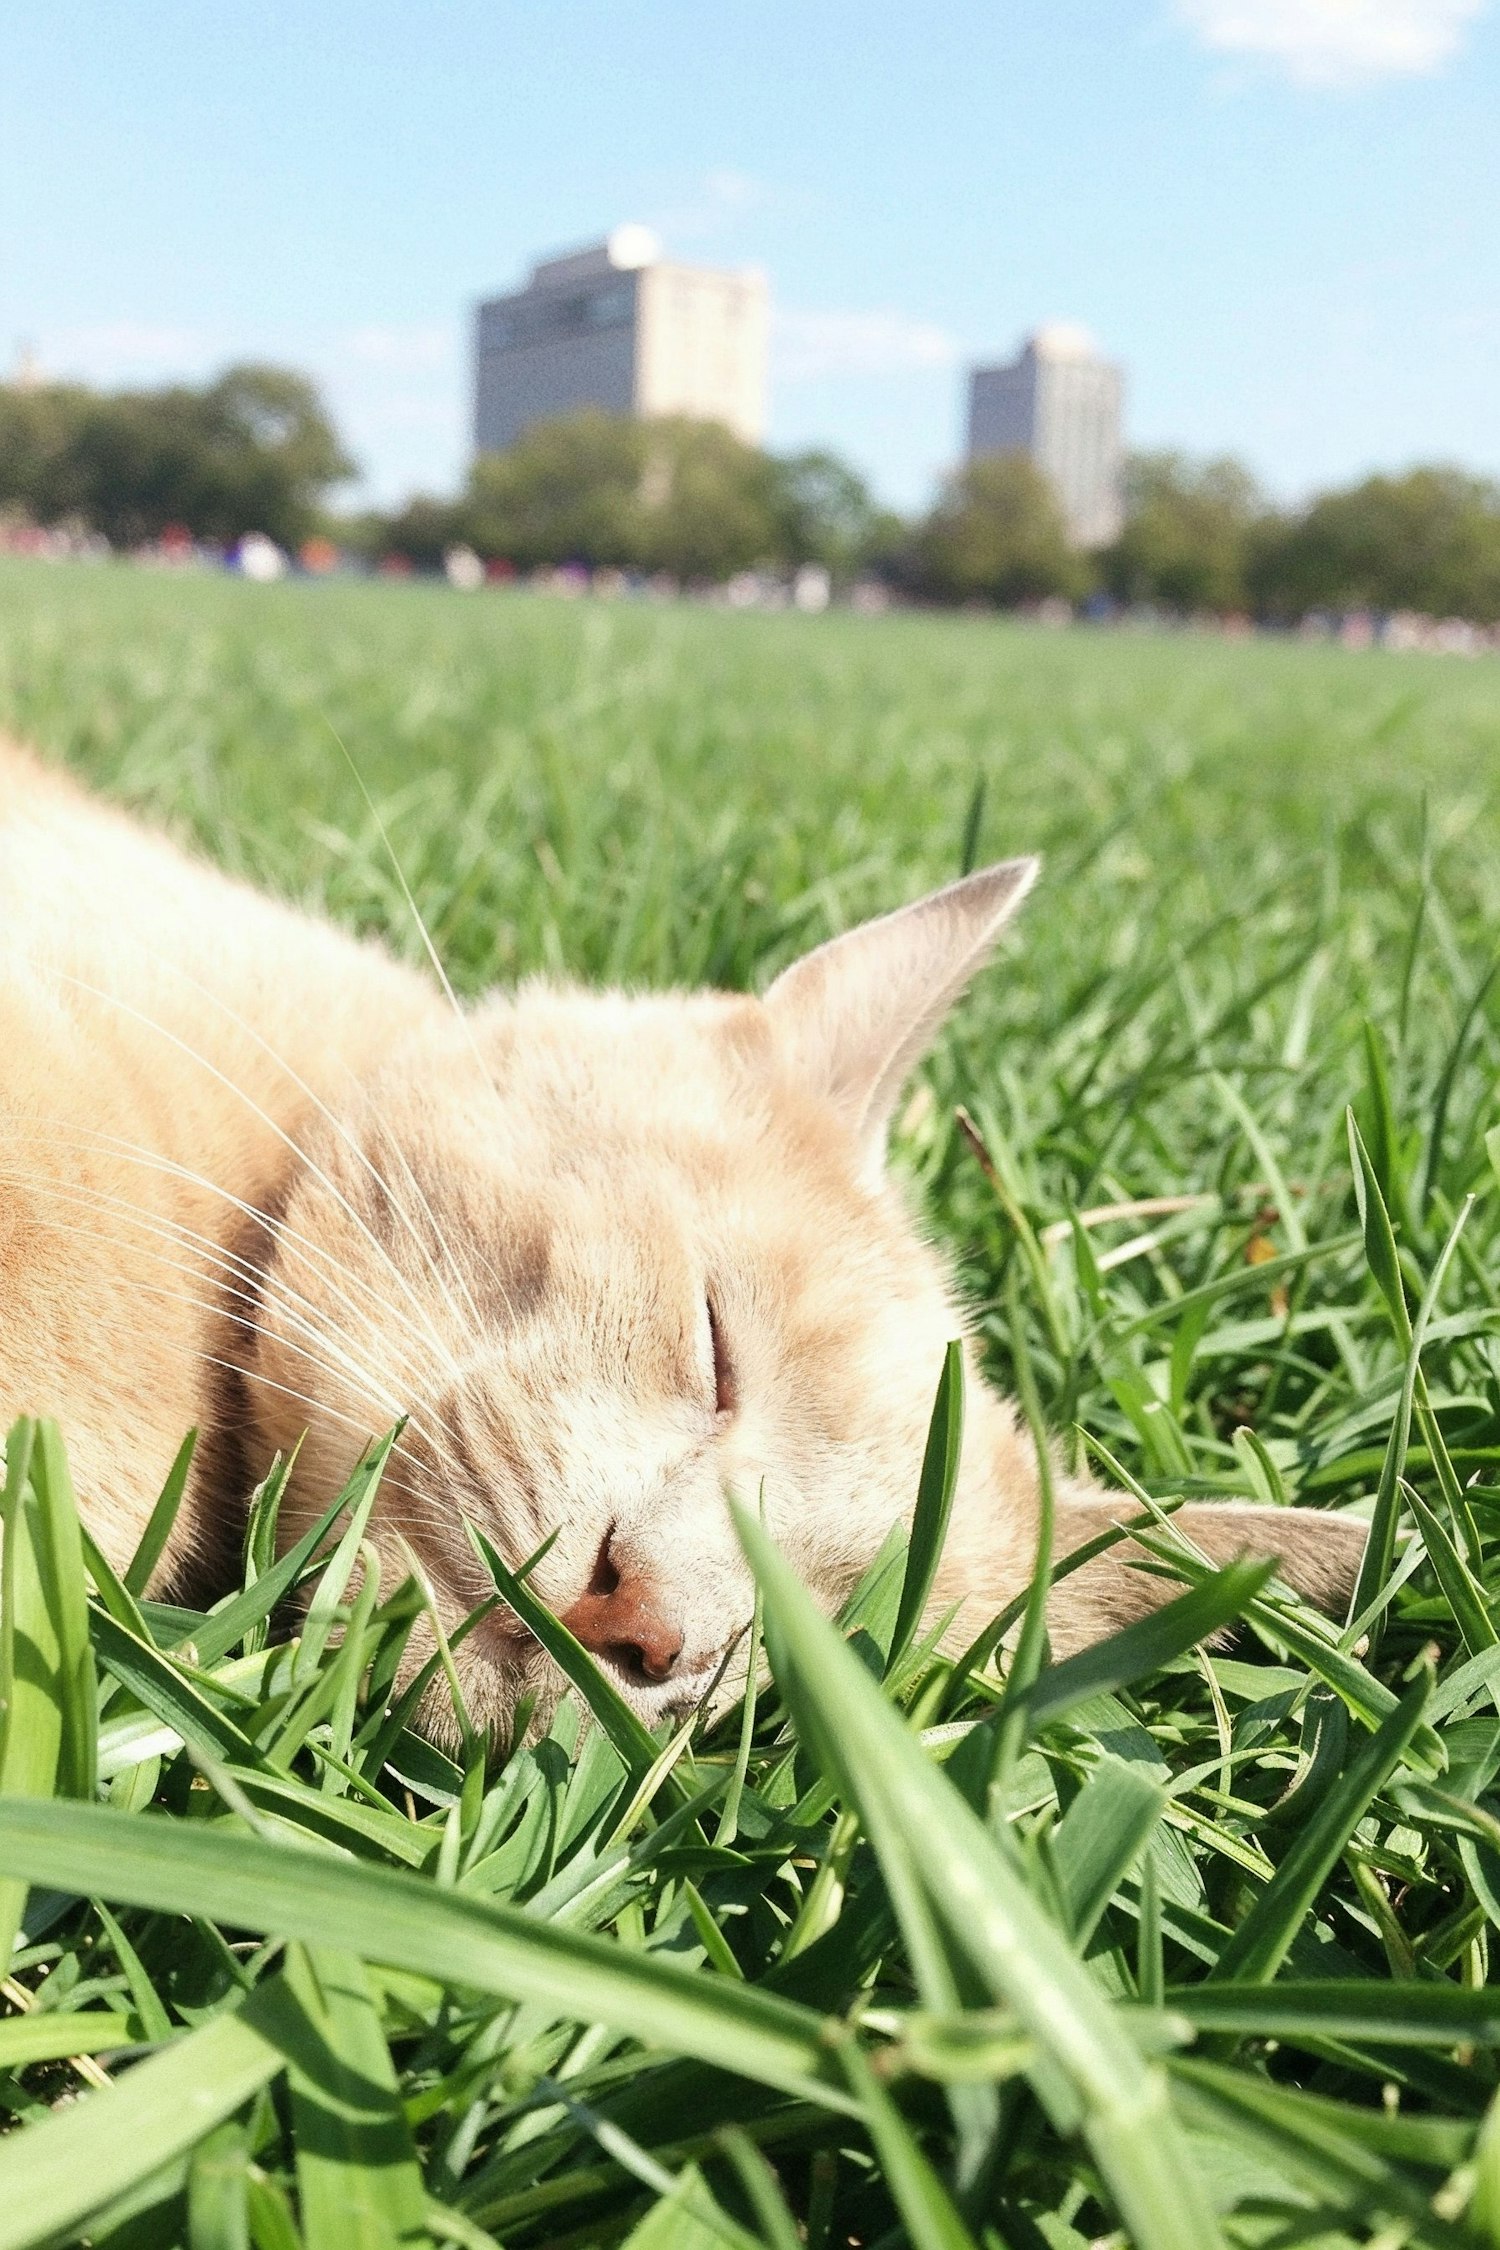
[[242, 860, 1041, 1734]]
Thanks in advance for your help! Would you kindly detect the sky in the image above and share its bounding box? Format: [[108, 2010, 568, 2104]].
[[3, 0, 1497, 512]]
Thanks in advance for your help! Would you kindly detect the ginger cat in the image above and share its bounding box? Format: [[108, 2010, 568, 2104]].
[[0, 738, 1363, 1734]]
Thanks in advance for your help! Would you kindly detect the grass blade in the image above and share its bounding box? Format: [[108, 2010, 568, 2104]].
[[888, 1342, 965, 1676], [734, 1503, 1228, 2250], [1165, 1979, 1500, 2046], [89, 1606, 268, 1769], [1170, 2055, 1466, 2227], [838, 2036, 978, 2250], [0, 2009, 145, 2066], [283, 1944, 432, 2248], [123, 1428, 198, 1598], [192, 1485, 354, 1669], [1025, 1559, 1276, 1734], [988, 1273, 1056, 1803], [188, 2122, 253, 2250], [1211, 1664, 1433, 1985], [1050, 1756, 1167, 1945], [1347, 1178, 1472, 1635], [28, 1423, 97, 1798], [464, 1519, 685, 1800], [293, 1437, 394, 1681], [0, 1976, 306, 2250], [0, 1421, 62, 1965], [1403, 1481, 1497, 1661], [0, 1799, 854, 2111]]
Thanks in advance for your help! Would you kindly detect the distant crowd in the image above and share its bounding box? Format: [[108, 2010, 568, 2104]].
[[3, 364, 1499, 641]]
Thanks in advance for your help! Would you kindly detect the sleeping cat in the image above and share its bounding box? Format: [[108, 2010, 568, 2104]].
[[0, 737, 1364, 1735]]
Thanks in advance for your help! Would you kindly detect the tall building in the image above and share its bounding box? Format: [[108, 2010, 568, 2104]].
[[966, 325, 1124, 548], [474, 226, 769, 456]]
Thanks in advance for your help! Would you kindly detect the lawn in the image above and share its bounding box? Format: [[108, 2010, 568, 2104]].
[[2, 558, 1500, 2248]]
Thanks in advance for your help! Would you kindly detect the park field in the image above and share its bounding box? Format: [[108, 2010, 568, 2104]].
[[2, 557, 1500, 2247]]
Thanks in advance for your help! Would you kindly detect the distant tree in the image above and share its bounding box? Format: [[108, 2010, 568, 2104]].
[[858, 506, 918, 586], [374, 495, 467, 571], [465, 411, 649, 569], [1250, 467, 1500, 623], [0, 364, 353, 547], [769, 448, 880, 577], [332, 508, 400, 565], [909, 454, 1084, 607], [199, 365, 354, 540], [1104, 451, 1266, 613], [0, 382, 96, 522], [636, 418, 780, 581], [464, 411, 780, 580]]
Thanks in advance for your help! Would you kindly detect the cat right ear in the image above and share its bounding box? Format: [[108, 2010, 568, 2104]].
[[763, 858, 1038, 1180]]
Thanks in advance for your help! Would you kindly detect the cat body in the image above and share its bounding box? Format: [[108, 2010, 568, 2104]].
[[0, 741, 434, 1572], [0, 738, 1363, 1735]]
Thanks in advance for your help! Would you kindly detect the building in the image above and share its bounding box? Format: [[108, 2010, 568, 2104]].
[[966, 325, 1124, 548], [474, 226, 769, 456]]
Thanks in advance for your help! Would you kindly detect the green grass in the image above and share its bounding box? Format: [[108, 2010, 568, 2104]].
[[3, 559, 1500, 2246]]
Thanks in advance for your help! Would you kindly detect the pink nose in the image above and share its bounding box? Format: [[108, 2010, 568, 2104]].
[[561, 1536, 685, 1685]]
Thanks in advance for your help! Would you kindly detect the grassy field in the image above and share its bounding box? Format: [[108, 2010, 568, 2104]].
[[3, 558, 1500, 2247]]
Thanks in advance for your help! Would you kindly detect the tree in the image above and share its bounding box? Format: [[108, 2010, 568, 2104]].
[[0, 364, 353, 547], [463, 411, 781, 580], [465, 409, 647, 569], [374, 495, 467, 571], [635, 418, 780, 581], [195, 365, 355, 544], [769, 449, 880, 577], [1104, 452, 1266, 613], [0, 383, 96, 522], [910, 454, 1083, 607], [1250, 468, 1500, 623]]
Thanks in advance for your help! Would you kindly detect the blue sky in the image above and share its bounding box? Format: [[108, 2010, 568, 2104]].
[[4, 1, 1496, 510]]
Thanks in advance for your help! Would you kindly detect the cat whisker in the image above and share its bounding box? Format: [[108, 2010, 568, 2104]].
[[0, 1120, 463, 1386], [72, 929, 511, 1340], [0, 1201, 442, 1455], [374, 1124, 507, 1338], [48, 969, 467, 1382], [0, 1106, 432, 1359], [322, 722, 493, 1060], [195, 1348, 407, 1460], [0, 1156, 438, 1410]]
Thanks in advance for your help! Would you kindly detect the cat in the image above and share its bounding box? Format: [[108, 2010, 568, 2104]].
[[0, 737, 1365, 1737]]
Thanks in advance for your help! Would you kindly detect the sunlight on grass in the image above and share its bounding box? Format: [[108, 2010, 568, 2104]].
[[1, 563, 1500, 2245]]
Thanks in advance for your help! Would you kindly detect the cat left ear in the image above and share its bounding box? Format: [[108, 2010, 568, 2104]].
[[763, 858, 1039, 1177]]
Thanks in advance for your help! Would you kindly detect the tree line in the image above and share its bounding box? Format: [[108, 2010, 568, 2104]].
[[0, 367, 351, 551], [4, 363, 1500, 624], [366, 412, 898, 586]]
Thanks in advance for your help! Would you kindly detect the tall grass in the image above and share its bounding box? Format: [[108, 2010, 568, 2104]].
[[1, 562, 1500, 2245]]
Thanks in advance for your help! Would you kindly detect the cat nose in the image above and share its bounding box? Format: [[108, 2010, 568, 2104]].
[[561, 1533, 685, 1686]]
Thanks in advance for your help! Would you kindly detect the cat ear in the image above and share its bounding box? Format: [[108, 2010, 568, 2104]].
[[763, 859, 1039, 1176]]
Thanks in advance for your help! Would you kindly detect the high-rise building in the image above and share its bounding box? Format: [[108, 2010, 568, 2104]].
[[966, 325, 1124, 548], [474, 226, 769, 456]]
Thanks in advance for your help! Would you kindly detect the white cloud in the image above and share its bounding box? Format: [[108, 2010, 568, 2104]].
[[649, 168, 774, 245], [698, 167, 765, 213], [773, 308, 961, 383], [341, 323, 456, 371], [37, 322, 213, 381], [1175, 0, 1487, 84]]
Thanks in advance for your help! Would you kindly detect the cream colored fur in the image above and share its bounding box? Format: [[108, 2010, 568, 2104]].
[[0, 737, 1364, 1737]]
